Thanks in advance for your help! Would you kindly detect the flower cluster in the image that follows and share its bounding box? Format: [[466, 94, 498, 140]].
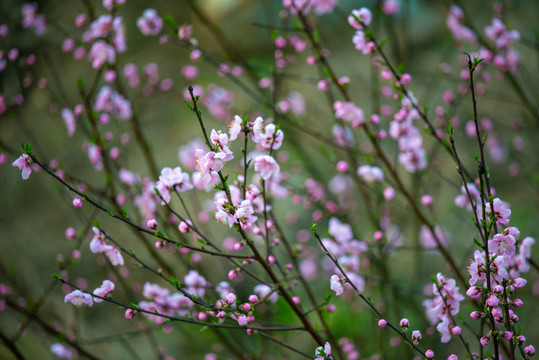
[[89, 227, 124, 266], [348, 8, 375, 54], [423, 273, 464, 343]]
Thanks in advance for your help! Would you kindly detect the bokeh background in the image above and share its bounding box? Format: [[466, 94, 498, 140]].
[[0, 0, 538, 359]]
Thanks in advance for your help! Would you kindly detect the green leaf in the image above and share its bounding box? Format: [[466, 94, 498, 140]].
[[51, 273, 61, 280], [76, 77, 85, 92], [312, 28, 320, 42], [310, 223, 317, 232], [473, 238, 484, 249], [163, 13, 176, 29]]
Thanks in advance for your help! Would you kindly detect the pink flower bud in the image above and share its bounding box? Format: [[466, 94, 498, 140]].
[[411, 330, 422, 344], [525, 345, 535, 358], [451, 326, 461, 335], [65, 227, 76, 240], [480, 336, 489, 346], [225, 293, 236, 305], [147, 218, 157, 229], [73, 197, 83, 208], [228, 269, 238, 280], [470, 311, 482, 320], [425, 349, 434, 359], [125, 308, 136, 319], [401, 73, 411, 84], [248, 295, 258, 303], [378, 319, 387, 327], [399, 318, 409, 330], [512, 278, 527, 288], [421, 195, 433, 206], [336, 160, 349, 173]]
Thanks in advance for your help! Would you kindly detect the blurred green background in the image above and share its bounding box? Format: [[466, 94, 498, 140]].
[[0, 0, 538, 359]]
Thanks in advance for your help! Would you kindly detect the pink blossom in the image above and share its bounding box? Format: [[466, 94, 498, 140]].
[[64, 290, 93, 307], [485, 198, 511, 225], [50, 343, 73, 359], [254, 284, 278, 303], [411, 330, 422, 344], [315, 342, 332, 360], [61, 108, 76, 136], [400, 318, 409, 330], [228, 115, 243, 141], [378, 319, 387, 327], [93, 280, 115, 302], [235, 313, 248, 326], [382, 0, 399, 15], [251, 117, 284, 150], [195, 149, 228, 184], [348, 8, 372, 29], [118, 168, 139, 186], [159, 166, 193, 192], [254, 155, 280, 180], [178, 25, 192, 40], [178, 138, 206, 170], [334, 101, 364, 127], [184, 270, 207, 297], [137, 9, 163, 36], [488, 233, 516, 256], [12, 154, 33, 180], [357, 165, 384, 183], [330, 275, 344, 296], [72, 197, 83, 208], [419, 225, 449, 249], [234, 200, 258, 230]]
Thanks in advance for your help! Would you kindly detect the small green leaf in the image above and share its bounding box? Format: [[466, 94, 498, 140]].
[[51, 273, 61, 280], [76, 77, 85, 92], [163, 13, 176, 29], [473, 238, 484, 249]]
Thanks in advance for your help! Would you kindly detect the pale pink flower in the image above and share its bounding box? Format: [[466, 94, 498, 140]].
[[251, 117, 284, 150], [50, 343, 73, 359], [178, 25, 192, 40], [195, 149, 228, 185], [382, 0, 399, 15], [234, 200, 257, 230], [159, 166, 193, 191], [93, 280, 115, 302], [311, 0, 338, 15], [178, 138, 206, 170], [488, 233, 516, 256], [334, 101, 364, 127], [12, 154, 32, 180], [228, 115, 243, 141], [348, 8, 372, 29], [137, 9, 163, 36], [118, 168, 139, 186], [254, 155, 280, 180], [315, 342, 332, 360], [254, 284, 278, 303], [64, 290, 93, 307], [73, 197, 83, 208], [357, 165, 384, 183], [411, 330, 422, 344], [61, 108, 76, 136], [184, 270, 207, 297], [330, 275, 344, 296], [485, 198, 511, 225]]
